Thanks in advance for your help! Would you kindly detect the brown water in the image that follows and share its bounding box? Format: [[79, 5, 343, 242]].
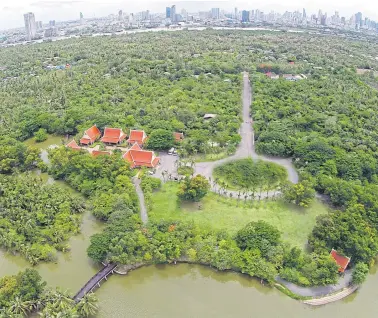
[[1, 137, 376, 317], [95, 263, 378, 318], [24, 135, 65, 164]]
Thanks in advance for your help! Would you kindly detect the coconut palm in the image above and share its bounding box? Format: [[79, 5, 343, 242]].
[[76, 293, 99, 317], [48, 289, 74, 312], [7, 297, 32, 316]]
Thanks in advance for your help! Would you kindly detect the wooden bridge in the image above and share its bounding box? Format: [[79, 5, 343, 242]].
[[73, 263, 117, 302]]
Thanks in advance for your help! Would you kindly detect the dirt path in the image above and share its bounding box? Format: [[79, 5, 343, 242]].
[[194, 72, 298, 198]]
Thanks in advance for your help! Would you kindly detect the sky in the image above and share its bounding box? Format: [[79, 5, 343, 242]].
[[0, 0, 377, 31]]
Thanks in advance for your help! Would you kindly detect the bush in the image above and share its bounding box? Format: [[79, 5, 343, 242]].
[[352, 263, 369, 285], [141, 176, 162, 191], [34, 128, 48, 142], [177, 166, 194, 176], [280, 268, 311, 286]]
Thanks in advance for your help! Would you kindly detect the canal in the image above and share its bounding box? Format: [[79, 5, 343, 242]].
[[0, 136, 377, 317]]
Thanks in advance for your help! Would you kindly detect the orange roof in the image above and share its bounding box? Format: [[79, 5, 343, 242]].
[[123, 143, 159, 168], [80, 125, 101, 145], [128, 130, 147, 145], [92, 150, 111, 157], [330, 249, 351, 273], [174, 132, 184, 142], [101, 127, 127, 144], [66, 139, 81, 150]]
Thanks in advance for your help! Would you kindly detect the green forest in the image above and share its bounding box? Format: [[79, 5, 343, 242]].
[[1, 29, 378, 314]]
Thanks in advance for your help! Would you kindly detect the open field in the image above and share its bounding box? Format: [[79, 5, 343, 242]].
[[149, 182, 330, 248]]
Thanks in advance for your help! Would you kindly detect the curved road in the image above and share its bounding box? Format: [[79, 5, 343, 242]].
[[194, 72, 298, 197]]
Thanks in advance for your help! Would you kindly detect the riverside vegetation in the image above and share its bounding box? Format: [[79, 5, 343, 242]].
[[1, 29, 378, 314]]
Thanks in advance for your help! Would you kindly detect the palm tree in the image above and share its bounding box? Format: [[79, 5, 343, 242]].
[[48, 289, 74, 312], [7, 297, 32, 316], [76, 293, 99, 317]]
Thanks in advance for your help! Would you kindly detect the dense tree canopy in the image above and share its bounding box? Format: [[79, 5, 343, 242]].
[[0, 174, 85, 264]]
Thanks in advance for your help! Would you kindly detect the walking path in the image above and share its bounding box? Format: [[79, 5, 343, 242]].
[[276, 270, 353, 297], [133, 176, 148, 224], [194, 72, 298, 198], [302, 285, 358, 306]]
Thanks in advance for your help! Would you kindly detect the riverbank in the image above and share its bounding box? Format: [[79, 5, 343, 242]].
[[102, 259, 358, 306]]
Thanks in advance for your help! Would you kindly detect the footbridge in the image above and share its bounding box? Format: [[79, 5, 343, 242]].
[[73, 263, 117, 302]]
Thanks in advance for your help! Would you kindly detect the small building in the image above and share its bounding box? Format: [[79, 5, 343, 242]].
[[265, 72, 279, 80], [66, 139, 81, 151], [80, 125, 101, 145], [330, 249, 351, 273], [127, 130, 148, 146], [203, 114, 217, 120], [123, 143, 160, 168], [101, 127, 127, 144], [92, 150, 111, 157], [174, 132, 184, 142]]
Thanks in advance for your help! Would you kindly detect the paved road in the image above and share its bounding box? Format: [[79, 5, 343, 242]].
[[194, 72, 298, 197], [133, 177, 148, 224], [276, 270, 353, 297]]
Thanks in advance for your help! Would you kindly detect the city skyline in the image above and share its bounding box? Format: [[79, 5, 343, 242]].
[[1, 0, 378, 31]]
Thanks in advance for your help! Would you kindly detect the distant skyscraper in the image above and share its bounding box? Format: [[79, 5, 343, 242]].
[[241, 10, 249, 22], [171, 5, 176, 22], [166, 7, 171, 18], [49, 20, 56, 27], [234, 7, 238, 19], [118, 10, 123, 21], [24, 12, 36, 41], [355, 12, 363, 26], [302, 8, 306, 19], [36, 21, 43, 29], [211, 8, 220, 20], [80, 12, 84, 19]]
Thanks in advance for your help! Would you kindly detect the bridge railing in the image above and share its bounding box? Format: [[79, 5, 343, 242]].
[[73, 263, 117, 301]]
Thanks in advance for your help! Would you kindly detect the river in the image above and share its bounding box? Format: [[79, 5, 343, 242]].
[[0, 136, 376, 317]]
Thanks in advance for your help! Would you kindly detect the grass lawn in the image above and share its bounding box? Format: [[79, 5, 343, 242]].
[[149, 182, 330, 249], [194, 152, 228, 162]]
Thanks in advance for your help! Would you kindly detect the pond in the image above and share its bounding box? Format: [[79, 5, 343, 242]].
[[24, 135, 66, 164]]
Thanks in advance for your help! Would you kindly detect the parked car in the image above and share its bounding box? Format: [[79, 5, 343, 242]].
[[168, 147, 175, 155]]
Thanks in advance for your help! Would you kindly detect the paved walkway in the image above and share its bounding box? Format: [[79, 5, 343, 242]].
[[194, 72, 298, 198], [133, 177, 148, 224], [276, 270, 353, 297]]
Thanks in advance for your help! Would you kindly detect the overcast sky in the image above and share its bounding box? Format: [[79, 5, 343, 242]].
[[0, 0, 377, 31]]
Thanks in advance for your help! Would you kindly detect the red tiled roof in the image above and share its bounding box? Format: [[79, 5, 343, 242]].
[[174, 132, 184, 142], [92, 150, 111, 157], [66, 139, 81, 150], [80, 125, 101, 145], [330, 249, 351, 273], [101, 127, 127, 144], [128, 130, 147, 145], [123, 143, 159, 168]]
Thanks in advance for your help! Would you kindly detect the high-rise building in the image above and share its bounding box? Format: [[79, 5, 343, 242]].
[[24, 12, 36, 41], [36, 21, 43, 29], [355, 12, 363, 27], [49, 20, 56, 27], [118, 10, 123, 21], [211, 8, 220, 20], [166, 7, 171, 18], [80, 12, 84, 19], [234, 8, 238, 20], [171, 5, 176, 22], [241, 10, 249, 22], [302, 8, 306, 20]]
